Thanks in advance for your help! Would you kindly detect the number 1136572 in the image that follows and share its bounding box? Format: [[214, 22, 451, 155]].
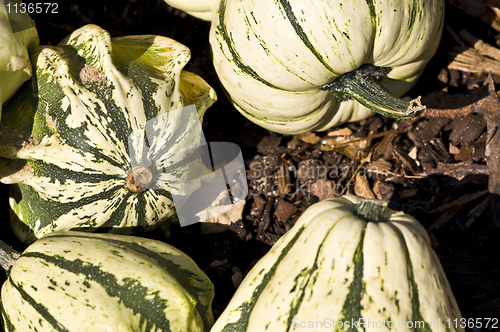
[[6, 2, 58, 14], [446, 318, 498, 330]]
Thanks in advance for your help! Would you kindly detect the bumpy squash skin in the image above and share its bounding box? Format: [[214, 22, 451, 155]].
[[0, 0, 39, 119], [0, 24, 217, 243], [0, 231, 214, 332], [211, 196, 464, 332]]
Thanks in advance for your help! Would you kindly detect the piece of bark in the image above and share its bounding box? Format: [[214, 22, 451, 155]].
[[465, 195, 490, 228], [257, 134, 282, 154], [393, 146, 421, 175], [273, 198, 297, 222], [426, 161, 489, 180], [420, 117, 451, 141], [449, 113, 487, 146], [447, 0, 500, 32], [373, 181, 396, 201], [449, 47, 500, 76], [459, 29, 500, 61], [475, 74, 500, 227], [309, 179, 336, 200]]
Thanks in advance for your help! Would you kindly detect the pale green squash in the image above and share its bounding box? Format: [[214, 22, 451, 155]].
[[164, 0, 218, 20], [0, 24, 217, 243], [0, 0, 39, 119], [164, 0, 444, 133], [211, 196, 464, 332], [0, 231, 214, 332]]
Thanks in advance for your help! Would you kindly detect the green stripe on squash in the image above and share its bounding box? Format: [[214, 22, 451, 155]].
[[210, 196, 464, 332], [0, 24, 217, 243], [0, 231, 214, 332]]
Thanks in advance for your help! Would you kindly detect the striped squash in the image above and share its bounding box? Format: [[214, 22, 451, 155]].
[[165, 0, 444, 134], [211, 195, 464, 332], [0, 24, 216, 243], [163, 0, 218, 20], [0, 231, 214, 332], [0, 0, 39, 119]]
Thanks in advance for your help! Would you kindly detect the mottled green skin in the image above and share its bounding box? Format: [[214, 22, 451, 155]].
[[0, 0, 39, 119], [211, 196, 463, 332], [0, 24, 216, 243], [1, 231, 214, 332]]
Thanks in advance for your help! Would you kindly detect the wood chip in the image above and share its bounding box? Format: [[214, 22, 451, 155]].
[[309, 179, 336, 200], [273, 198, 297, 222], [373, 181, 396, 201], [433, 190, 489, 213], [327, 127, 353, 137], [447, 0, 500, 32], [475, 74, 500, 227], [354, 174, 375, 199], [427, 205, 463, 232], [465, 195, 490, 228], [298, 132, 322, 144]]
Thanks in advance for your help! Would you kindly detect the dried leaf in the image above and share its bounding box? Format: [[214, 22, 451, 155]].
[[327, 127, 353, 137], [199, 198, 246, 234], [354, 174, 375, 199], [449, 143, 461, 155], [366, 159, 393, 173], [298, 132, 322, 144]]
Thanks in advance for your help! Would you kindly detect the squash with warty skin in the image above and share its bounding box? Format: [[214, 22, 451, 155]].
[[0, 231, 214, 332], [0, 24, 217, 243], [163, 0, 444, 134], [210, 195, 464, 332], [0, 0, 39, 119]]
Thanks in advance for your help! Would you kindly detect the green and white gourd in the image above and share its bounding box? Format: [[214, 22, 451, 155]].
[[164, 0, 444, 134], [0, 231, 214, 331], [211, 195, 464, 332], [0, 24, 217, 243], [0, 0, 39, 119], [164, 0, 219, 20]]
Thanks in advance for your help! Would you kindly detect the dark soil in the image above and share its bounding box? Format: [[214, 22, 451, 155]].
[[1, 0, 499, 330]]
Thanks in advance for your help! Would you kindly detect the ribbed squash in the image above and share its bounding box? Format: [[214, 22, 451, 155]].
[[0, 0, 39, 118], [164, 0, 444, 133], [0, 231, 214, 332], [211, 195, 463, 332], [0, 24, 217, 243], [164, 0, 218, 20]]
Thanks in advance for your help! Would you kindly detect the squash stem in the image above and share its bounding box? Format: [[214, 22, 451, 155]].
[[355, 199, 389, 222], [322, 64, 425, 119], [126, 166, 153, 193], [0, 240, 20, 275]]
